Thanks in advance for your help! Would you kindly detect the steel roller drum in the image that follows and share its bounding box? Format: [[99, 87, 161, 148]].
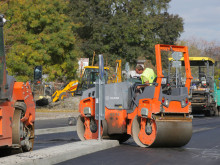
[[152, 118, 192, 147], [132, 116, 192, 147]]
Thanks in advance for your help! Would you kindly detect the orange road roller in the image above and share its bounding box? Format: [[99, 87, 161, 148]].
[[77, 44, 193, 147], [0, 15, 35, 153]]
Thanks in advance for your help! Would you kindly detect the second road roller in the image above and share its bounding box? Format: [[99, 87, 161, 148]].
[[77, 44, 193, 147]]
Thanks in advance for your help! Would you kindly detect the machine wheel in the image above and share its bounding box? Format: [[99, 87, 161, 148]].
[[204, 110, 211, 116], [131, 115, 192, 147], [77, 116, 86, 141], [59, 92, 67, 101], [118, 134, 131, 143], [204, 109, 216, 116], [107, 134, 131, 144], [77, 116, 103, 140], [12, 103, 34, 153], [213, 107, 218, 116], [131, 116, 156, 147]]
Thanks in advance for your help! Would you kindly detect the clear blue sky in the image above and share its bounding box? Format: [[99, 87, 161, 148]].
[[169, 0, 220, 43]]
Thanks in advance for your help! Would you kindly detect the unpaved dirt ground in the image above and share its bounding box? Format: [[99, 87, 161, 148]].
[[36, 96, 81, 120]]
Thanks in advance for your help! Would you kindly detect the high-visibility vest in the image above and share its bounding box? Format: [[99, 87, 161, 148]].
[[141, 68, 156, 84]]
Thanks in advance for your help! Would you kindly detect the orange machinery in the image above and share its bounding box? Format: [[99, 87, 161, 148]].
[[0, 15, 35, 153], [77, 44, 193, 147]]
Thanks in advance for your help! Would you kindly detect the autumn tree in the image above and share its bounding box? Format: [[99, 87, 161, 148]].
[[0, 0, 81, 81]]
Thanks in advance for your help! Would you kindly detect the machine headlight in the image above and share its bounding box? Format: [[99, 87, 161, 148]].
[[141, 108, 148, 117], [181, 100, 185, 107], [162, 97, 169, 107], [83, 107, 91, 116]]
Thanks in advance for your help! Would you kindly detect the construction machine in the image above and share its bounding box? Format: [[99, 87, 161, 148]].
[[77, 44, 193, 147], [217, 81, 220, 112], [52, 80, 78, 102], [75, 59, 122, 96], [75, 66, 109, 96], [169, 57, 218, 116], [53, 62, 112, 101], [0, 15, 35, 153], [111, 59, 122, 83]]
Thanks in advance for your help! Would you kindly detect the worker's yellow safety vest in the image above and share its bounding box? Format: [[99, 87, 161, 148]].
[[141, 68, 156, 84]]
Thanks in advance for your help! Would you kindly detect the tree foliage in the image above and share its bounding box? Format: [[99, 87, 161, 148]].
[[69, 0, 184, 66], [0, 0, 81, 81]]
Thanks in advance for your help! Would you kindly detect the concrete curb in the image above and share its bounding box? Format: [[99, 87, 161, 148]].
[[0, 140, 120, 165], [35, 126, 76, 135]]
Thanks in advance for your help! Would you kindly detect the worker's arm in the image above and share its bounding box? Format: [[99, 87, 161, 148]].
[[136, 82, 150, 89], [144, 80, 150, 85]]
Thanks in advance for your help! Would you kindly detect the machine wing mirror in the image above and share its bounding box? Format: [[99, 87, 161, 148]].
[[34, 66, 42, 83]]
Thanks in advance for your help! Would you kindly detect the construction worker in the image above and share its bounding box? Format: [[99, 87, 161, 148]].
[[135, 65, 156, 86]]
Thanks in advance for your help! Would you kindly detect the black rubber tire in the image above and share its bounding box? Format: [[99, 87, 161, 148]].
[[214, 107, 218, 116], [204, 110, 211, 117], [14, 102, 26, 112], [36, 98, 49, 106], [108, 134, 131, 144], [12, 102, 34, 153], [118, 134, 131, 144]]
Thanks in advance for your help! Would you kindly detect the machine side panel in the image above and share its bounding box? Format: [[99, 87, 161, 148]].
[[104, 82, 133, 110], [12, 82, 35, 126], [81, 82, 134, 110], [0, 101, 14, 147]]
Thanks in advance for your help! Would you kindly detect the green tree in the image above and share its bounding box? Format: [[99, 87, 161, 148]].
[[0, 0, 81, 81], [69, 0, 183, 66]]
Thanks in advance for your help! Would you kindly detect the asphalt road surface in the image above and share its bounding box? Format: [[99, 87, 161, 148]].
[[2, 116, 220, 164], [34, 118, 78, 150], [57, 116, 220, 165]]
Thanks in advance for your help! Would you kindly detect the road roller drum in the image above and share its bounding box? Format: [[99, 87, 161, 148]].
[[132, 116, 192, 147]]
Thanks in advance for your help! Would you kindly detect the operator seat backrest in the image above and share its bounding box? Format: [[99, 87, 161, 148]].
[[199, 72, 206, 78], [134, 86, 155, 107], [171, 87, 188, 96], [81, 82, 134, 110], [161, 87, 189, 103]]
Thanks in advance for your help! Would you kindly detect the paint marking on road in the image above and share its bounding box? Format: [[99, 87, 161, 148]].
[[193, 126, 220, 133], [193, 127, 215, 133], [185, 148, 220, 159], [35, 126, 76, 135]]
